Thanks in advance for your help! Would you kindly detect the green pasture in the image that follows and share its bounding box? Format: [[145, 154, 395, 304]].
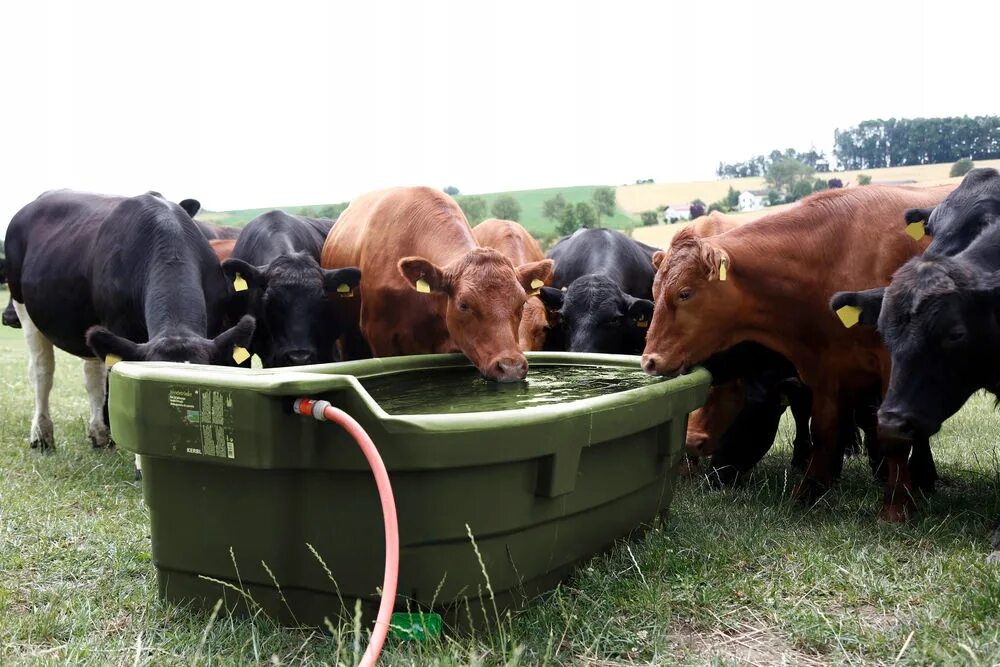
[[1, 313, 999, 664]]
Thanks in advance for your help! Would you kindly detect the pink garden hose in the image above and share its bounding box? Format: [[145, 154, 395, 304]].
[[293, 398, 399, 667]]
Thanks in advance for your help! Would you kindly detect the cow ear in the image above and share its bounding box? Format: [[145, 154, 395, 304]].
[[323, 266, 362, 296], [211, 315, 256, 365], [652, 250, 667, 270], [398, 257, 448, 294], [516, 259, 555, 294], [222, 258, 267, 292], [904, 207, 934, 225], [830, 288, 885, 328], [537, 286, 564, 312], [700, 244, 730, 281], [86, 326, 146, 364], [625, 295, 654, 329], [179, 199, 201, 218]]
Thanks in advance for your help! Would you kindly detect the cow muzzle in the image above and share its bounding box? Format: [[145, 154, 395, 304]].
[[641, 353, 684, 377], [484, 354, 528, 383]]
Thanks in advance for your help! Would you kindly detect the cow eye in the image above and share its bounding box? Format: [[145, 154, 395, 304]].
[[457, 301, 470, 312], [678, 287, 693, 301], [943, 327, 966, 346], [605, 316, 623, 328]]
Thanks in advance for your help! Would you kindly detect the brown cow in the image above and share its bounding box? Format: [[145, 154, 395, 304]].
[[320, 187, 553, 381], [209, 238, 236, 263], [472, 219, 545, 266], [641, 185, 952, 520], [471, 219, 552, 352]]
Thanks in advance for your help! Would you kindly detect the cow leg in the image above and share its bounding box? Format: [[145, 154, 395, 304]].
[[13, 301, 55, 450], [878, 436, 914, 522], [82, 358, 111, 448], [909, 436, 937, 494], [788, 387, 812, 470], [792, 389, 839, 504]]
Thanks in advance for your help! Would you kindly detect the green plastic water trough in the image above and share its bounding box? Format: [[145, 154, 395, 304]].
[[109, 353, 710, 629]]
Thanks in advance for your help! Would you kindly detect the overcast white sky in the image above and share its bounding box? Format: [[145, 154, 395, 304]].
[[1, 0, 997, 226]]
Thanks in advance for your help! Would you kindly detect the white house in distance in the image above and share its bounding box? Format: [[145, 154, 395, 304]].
[[661, 203, 692, 222], [738, 189, 769, 212]]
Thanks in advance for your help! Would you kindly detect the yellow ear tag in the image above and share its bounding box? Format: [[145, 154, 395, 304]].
[[415, 278, 431, 293], [718, 260, 728, 282], [905, 221, 926, 241], [105, 354, 122, 369], [233, 273, 248, 292], [336, 283, 354, 298], [232, 346, 251, 364], [836, 305, 861, 328], [635, 316, 649, 329], [530, 279, 545, 290]]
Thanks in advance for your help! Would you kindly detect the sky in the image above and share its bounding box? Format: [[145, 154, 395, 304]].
[[1, 0, 998, 226]]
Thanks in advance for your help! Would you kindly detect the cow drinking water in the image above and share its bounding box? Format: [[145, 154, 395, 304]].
[[3, 190, 254, 451]]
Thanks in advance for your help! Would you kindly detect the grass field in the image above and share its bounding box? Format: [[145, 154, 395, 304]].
[[3, 301, 1000, 664], [200, 186, 637, 239]]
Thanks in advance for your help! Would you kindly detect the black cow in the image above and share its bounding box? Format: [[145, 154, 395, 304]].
[[904, 168, 1000, 257], [220, 210, 360, 367], [831, 222, 1000, 543], [536, 228, 656, 354], [4, 190, 255, 451]]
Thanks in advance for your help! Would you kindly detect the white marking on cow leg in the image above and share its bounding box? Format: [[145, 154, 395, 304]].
[[82, 358, 111, 447], [13, 300, 55, 449]]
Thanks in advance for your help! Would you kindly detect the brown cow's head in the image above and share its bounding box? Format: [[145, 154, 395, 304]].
[[641, 230, 738, 376], [398, 249, 554, 382], [685, 381, 745, 457], [518, 288, 564, 351]]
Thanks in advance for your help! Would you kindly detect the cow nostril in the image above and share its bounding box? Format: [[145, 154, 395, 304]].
[[283, 350, 315, 366]]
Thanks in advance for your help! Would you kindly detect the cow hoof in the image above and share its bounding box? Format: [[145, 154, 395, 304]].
[[878, 502, 913, 523], [986, 551, 1000, 565], [678, 457, 700, 478], [30, 417, 55, 451], [89, 431, 114, 449], [791, 478, 828, 505]]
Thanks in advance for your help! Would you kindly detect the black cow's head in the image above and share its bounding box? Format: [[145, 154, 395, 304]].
[[831, 258, 1000, 440], [539, 274, 654, 354], [222, 253, 361, 367], [906, 168, 1000, 256], [86, 315, 256, 365]]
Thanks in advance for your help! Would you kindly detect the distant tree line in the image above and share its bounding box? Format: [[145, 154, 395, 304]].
[[716, 148, 827, 179], [540, 187, 617, 236], [834, 116, 1000, 169]]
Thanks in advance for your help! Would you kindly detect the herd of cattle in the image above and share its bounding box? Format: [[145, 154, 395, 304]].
[[2, 172, 998, 554]]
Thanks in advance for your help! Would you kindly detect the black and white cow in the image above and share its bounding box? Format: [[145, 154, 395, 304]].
[[220, 210, 360, 367], [3, 190, 255, 451], [535, 228, 656, 354]]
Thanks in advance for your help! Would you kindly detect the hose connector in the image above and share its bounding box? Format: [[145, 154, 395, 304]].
[[292, 397, 332, 421]]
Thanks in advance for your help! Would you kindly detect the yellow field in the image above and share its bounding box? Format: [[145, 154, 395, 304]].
[[627, 159, 1000, 248]]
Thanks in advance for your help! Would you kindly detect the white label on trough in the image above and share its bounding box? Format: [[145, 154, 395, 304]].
[[167, 387, 236, 459]]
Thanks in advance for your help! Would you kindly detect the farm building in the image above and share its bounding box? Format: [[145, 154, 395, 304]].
[[661, 203, 692, 222], [738, 189, 769, 211]]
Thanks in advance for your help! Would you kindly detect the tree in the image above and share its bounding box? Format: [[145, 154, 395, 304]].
[[725, 186, 740, 210], [490, 195, 521, 221], [592, 187, 616, 227], [640, 210, 659, 226], [834, 116, 1000, 169], [457, 195, 488, 224], [857, 174, 872, 186], [690, 201, 706, 218], [812, 178, 828, 193], [573, 202, 597, 229], [790, 180, 815, 201], [767, 190, 783, 206], [556, 202, 598, 236], [827, 178, 844, 189], [950, 158, 974, 177], [542, 194, 568, 221], [443, 186, 460, 196], [765, 158, 815, 194]]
